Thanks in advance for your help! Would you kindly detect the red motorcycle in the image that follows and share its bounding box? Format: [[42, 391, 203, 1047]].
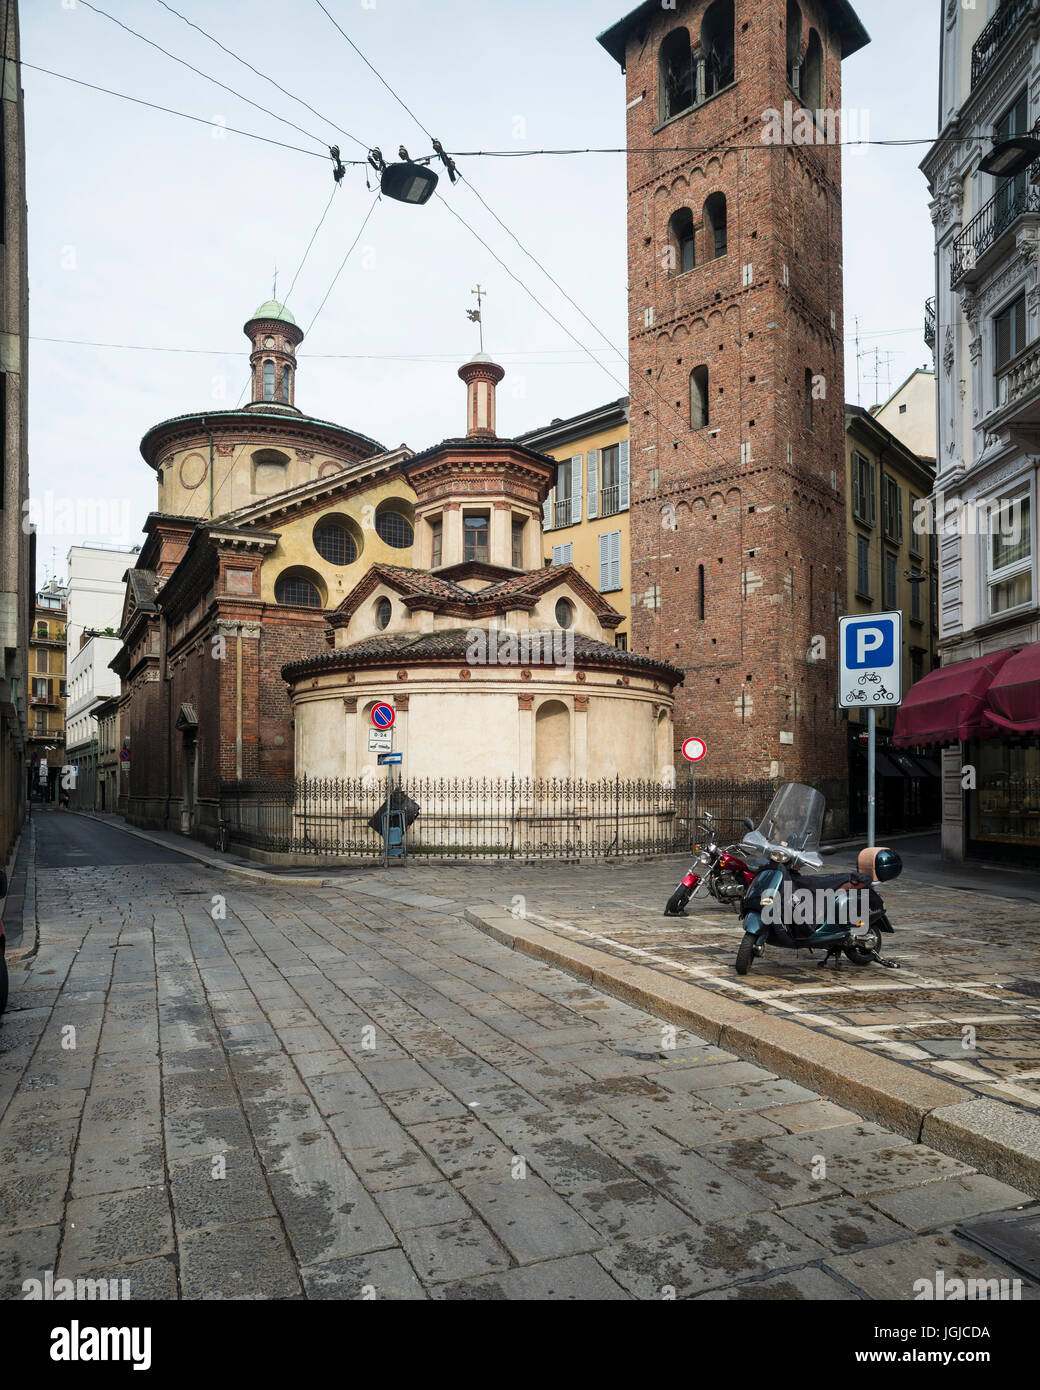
[[664, 812, 759, 917]]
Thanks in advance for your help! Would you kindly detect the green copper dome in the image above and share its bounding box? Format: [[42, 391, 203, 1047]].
[[250, 299, 297, 326]]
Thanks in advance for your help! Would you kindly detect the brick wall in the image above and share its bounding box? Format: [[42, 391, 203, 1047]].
[[618, 0, 849, 819]]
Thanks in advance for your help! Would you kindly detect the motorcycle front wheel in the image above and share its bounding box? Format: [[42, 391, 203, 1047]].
[[664, 886, 692, 916], [735, 932, 758, 975]]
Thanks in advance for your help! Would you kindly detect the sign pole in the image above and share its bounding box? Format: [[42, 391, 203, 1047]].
[[384, 761, 391, 869], [867, 706, 876, 849]]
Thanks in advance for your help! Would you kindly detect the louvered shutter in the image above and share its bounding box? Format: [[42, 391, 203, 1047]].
[[618, 440, 630, 510], [570, 455, 582, 524], [586, 450, 600, 519], [543, 490, 552, 530], [598, 532, 610, 591], [610, 530, 621, 591]]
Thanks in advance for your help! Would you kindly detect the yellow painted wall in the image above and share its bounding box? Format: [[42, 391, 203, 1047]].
[[257, 479, 416, 607], [845, 428, 938, 734], [540, 419, 631, 646]]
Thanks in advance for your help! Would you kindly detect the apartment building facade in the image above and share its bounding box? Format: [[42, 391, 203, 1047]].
[[26, 580, 67, 802], [0, 0, 30, 864], [911, 0, 1040, 862]]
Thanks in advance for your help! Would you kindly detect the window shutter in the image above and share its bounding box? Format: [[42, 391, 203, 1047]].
[[598, 532, 610, 591], [570, 455, 582, 524], [618, 439, 630, 510], [869, 468, 877, 526], [610, 530, 621, 590], [586, 449, 600, 519], [543, 490, 552, 530]]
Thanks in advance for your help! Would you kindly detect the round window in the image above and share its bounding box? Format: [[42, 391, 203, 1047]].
[[555, 598, 574, 629], [376, 597, 392, 630], [375, 510, 413, 549], [313, 521, 358, 566], [275, 574, 323, 608]]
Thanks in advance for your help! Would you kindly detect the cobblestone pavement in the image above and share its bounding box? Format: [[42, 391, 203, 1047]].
[[361, 857, 1040, 1115], [1, 815, 1037, 1301]]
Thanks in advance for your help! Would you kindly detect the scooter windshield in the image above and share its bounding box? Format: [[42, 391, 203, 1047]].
[[753, 783, 825, 852]]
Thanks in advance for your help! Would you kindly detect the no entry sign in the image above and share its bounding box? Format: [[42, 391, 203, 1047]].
[[681, 736, 707, 763], [371, 702, 395, 729]]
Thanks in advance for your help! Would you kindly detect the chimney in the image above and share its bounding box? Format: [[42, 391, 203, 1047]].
[[457, 354, 505, 437]]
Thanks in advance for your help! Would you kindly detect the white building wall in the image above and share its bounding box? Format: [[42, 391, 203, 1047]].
[[66, 544, 135, 653], [66, 635, 121, 752], [923, 0, 1040, 858]]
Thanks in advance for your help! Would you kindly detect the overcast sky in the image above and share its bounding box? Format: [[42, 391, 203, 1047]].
[[21, 0, 939, 579]]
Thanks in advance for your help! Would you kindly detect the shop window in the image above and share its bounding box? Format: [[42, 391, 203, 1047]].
[[969, 739, 1040, 849]]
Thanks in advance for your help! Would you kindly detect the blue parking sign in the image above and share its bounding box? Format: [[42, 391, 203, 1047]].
[[844, 618, 894, 670], [838, 612, 902, 709]]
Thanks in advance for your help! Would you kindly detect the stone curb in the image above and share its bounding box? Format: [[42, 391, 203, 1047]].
[[4, 821, 38, 966], [463, 908, 1040, 1199]]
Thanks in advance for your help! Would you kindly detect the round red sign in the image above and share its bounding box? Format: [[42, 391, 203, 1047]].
[[681, 737, 707, 763]]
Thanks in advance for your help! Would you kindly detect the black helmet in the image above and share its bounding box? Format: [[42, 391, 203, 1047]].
[[873, 848, 902, 882]]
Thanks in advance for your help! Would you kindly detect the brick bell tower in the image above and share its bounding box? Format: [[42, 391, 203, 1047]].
[[598, 0, 867, 824]]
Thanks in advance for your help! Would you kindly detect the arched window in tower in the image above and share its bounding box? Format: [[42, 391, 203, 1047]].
[[690, 365, 709, 431], [703, 193, 727, 260], [668, 208, 695, 274], [803, 28, 823, 111], [786, 1, 803, 93], [659, 28, 693, 123], [282, 366, 292, 403], [804, 367, 815, 431], [263, 360, 275, 401], [701, 0, 735, 99]]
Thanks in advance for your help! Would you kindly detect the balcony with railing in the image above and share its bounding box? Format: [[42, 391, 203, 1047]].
[[925, 296, 936, 351], [599, 484, 622, 517], [992, 335, 1040, 434], [951, 176, 1040, 286], [972, 0, 1038, 90]]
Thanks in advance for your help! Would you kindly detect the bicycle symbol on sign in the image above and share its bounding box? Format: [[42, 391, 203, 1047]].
[[858, 672, 882, 686]]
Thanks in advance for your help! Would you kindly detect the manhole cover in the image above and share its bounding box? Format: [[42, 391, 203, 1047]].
[[1006, 979, 1040, 1000], [956, 1209, 1040, 1280]]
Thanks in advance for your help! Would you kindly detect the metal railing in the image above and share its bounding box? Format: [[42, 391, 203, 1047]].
[[219, 774, 776, 861], [972, 0, 1037, 89], [951, 176, 1040, 284], [924, 296, 936, 351], [599, 484, 622, 517], [552, 498, 574, 529]]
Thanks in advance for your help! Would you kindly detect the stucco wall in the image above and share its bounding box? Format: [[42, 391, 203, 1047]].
[[292, 666, 674, 783]]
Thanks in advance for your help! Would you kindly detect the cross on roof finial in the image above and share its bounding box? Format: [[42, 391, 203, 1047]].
[[272, 266, 278, 300], [466, 284, 486, 352]]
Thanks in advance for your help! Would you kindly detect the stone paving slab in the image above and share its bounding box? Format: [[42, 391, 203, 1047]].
[[2, 813, 1038, 1301]]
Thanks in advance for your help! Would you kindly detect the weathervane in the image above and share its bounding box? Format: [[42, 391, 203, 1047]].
[[466, 284, 486, 353]]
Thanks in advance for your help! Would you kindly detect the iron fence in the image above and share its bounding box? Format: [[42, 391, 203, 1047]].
[[218, 774, 776, 861]]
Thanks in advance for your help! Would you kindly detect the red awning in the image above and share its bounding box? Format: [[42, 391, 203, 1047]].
[[892, 649, 1017, 749], [983, 642, 1040, 736]]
